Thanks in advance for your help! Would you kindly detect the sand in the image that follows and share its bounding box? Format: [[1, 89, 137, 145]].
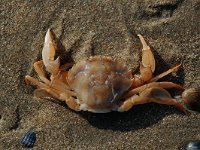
[[0, 0, 200, 149]]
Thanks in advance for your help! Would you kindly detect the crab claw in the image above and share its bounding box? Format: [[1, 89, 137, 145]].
[[138, 34, 155, 72], [42, 29, 60, 75]]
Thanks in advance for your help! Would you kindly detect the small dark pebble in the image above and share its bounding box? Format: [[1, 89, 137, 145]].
[[20, 128, 36, 148], [178, 140, 200, 150]]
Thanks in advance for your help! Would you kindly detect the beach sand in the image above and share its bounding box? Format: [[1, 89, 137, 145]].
[[1, 0, 200, 149]]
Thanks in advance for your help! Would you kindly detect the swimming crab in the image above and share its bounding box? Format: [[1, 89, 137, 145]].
[[25, 29, 188, 113]]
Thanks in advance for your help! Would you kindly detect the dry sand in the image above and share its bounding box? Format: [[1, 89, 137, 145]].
[[0, 0, 200, 149]]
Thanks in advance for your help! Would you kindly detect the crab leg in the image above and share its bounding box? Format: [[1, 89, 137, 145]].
[[25, 72, 76, 97], [25, 75, 49, 88], [25, 59, 51, 86], [34, 88, 80, 111], [119, 87, 188, 114], [124, 81, 184, 99], [26, 74, 79, 111], [132, 35, 155, 87], [149, 64, 181, 82], [50, 75, 76, 96], [33, 60, 51, 85], [26, 59, 72, 93]]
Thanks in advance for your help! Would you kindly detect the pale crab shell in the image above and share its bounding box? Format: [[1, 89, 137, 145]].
[[67, 56, 133, 112]]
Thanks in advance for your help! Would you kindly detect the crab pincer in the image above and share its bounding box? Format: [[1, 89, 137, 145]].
[[42, 29, 60, 75]]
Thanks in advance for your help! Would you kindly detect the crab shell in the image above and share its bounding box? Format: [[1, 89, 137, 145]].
[[67, 56, 132, 112]]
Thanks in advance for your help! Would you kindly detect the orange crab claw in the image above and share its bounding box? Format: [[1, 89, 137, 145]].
[[42, 29, 60, 75]]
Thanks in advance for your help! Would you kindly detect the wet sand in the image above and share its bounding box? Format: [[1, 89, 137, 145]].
[[1, 0, 200, 149]]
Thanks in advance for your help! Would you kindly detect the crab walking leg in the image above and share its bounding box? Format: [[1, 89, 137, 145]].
[[50, 76, 76, 96], [118, 94, 188, 114], [28, 60, 72, 95], [26, 76, 80, 111], [149, 64, 182, 82], [34, 88, 80, 111], [25, 75, 49, 88], [119, 87, 188, 114], [118, 95, 144, 111], [25, 74, 76, 100], [34, 58, 73, 92], [124, 81, 184, 99], [33, 60, 51, 85], [65, 97, 81, 111], [34, 88, 56, 98], [132, 35, 155, 87], [150, 98, 188, 114], [42, 29, 60, 75], [26, 75, 76, 97]]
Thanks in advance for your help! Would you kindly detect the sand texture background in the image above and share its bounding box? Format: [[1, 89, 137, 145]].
[[1, 0, 200, 149]]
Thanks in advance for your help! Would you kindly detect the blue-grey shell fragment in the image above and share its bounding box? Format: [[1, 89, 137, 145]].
[[178, 140, 200, 150], [20, 128, 36, 148]]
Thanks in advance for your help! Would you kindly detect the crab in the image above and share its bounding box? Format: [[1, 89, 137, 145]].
[[25, 29, 188, 113]]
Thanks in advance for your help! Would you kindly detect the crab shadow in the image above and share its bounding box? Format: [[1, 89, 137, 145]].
[[78, 49, 185, 131], [78, 104, 185, 131]]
